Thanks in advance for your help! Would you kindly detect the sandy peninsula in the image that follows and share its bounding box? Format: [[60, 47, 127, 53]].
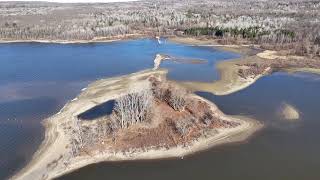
[[169, 37, 320, 95], [11, 69, 262, 180]]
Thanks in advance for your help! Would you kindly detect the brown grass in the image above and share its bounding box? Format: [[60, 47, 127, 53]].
[[81, 81, 240, 153]]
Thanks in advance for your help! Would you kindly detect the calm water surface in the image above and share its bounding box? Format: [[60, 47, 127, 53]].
[[0, 39, 239, 179], [1, 39, 320, 180]]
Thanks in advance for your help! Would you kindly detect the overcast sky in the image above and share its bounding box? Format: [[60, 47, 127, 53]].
[[0, 0, 137, 3]]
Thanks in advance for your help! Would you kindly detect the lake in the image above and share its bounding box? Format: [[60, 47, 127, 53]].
[[1, 39, 319, 180], [0, 38, 239, 179]]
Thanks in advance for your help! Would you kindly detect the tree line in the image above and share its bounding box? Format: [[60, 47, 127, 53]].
[[0, 0, 319, 56]]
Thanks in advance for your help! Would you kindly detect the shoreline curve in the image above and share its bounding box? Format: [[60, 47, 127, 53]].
[[169, 37, 320, 95]]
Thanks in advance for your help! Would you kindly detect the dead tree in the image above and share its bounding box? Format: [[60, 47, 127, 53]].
[[81, 125, 97, 147], [169, 87, 187, 111], [152, 80, 188, 111], [152, 80, 171, 102], [70, 139, 79, 158], [175, 117, 194, 136], [69, 118, 83, 157], [200, 111, 215, 126], [113, 83, 154, 128], [96, 118, 113, 138], [71, 118, 84, 149]]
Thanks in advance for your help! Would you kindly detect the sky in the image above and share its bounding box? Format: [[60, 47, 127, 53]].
[[0, 0, 137, 3]]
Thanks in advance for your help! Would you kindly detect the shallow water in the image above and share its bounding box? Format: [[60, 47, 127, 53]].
[[59, 72, 320, 180], [0, 39, 239, 179], [78, 100, 115, 120]]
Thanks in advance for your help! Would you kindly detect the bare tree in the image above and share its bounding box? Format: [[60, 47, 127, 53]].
[[153, 81, 170, 102], [175, 117, 194, 136], [1, 0, 320, 56], [73, 118, 84, 148], [69, 118, 84, 157], [113, 83, 154, 128], [200, 111, 215, 126], [95, 118, 113, 138], [80, 125, 97, 147], [169, 86, 187, 111], [151, 78, 188, 111], [70, 139, 79, 158]]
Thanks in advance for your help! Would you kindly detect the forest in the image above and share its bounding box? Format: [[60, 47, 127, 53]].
[[0, 0, 319, 56]]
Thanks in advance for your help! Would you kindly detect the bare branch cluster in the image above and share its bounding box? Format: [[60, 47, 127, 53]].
[[112, 84, 154, 128], [169, 86, 187, 111], [174, 117, 195, 136], [152, 79, 188, 112], [65, 77, 242, 156]]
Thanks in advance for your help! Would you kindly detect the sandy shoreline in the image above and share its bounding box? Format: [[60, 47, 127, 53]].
[[178, 58, 272, 95], [168, 36, 259, 55], [0, 39, 119, 44], [11, 69, 262, 180], [169, 36, 320, 95], [0, 34, 144, 44], [54, 114, 262, 179], [168, 36, 266, 95]]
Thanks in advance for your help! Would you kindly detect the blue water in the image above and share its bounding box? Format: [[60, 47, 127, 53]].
[[0, 39, 239, 84], [2, 38, 320, 180], [0, 39, 239, 179], [78, 100, 115, 120]]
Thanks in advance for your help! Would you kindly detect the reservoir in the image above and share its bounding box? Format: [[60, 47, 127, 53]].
[[0, 39, 238, 179], [1, 39, 319, 180]]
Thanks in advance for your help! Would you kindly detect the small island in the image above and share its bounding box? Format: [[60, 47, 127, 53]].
[[12, 69, 261, 180]]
